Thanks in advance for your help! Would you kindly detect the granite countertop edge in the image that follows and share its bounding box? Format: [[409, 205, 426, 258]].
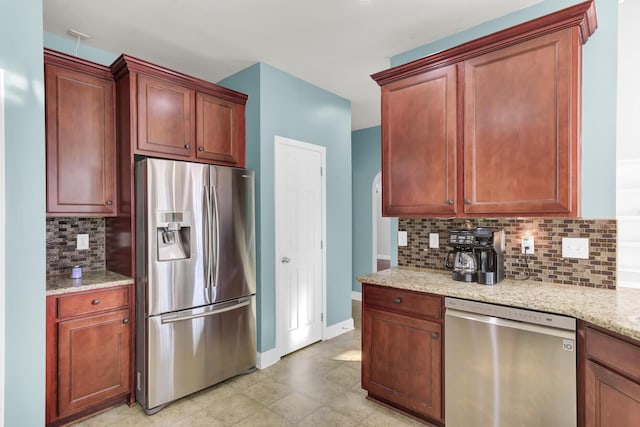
[[357, 267, 640, 342], [46, 270, 134, 296]]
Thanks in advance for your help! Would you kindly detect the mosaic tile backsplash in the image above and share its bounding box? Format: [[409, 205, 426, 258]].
[[398, 218, 617, 289], [46, 218, 105, 275]]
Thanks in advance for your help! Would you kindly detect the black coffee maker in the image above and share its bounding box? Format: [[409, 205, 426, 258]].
[[445, 229, 478, 282], [474, 227, 505, 285]]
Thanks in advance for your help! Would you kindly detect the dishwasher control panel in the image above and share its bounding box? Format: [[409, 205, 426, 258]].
[[445, 297, 576, 331]]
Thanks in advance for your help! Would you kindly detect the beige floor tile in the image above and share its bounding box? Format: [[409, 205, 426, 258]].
[[327, 391, 378, 423], [145, 398, 201, 426], [268, 393, 322, 422], [241, 377, 291, 406], [189, 382, 237, 409], [71, 404, 151, 427], [299, 406, 358, 427], [324, 364, 361, 388], [233, 408, 293, 427], [171, 409, 226, 427], [295, 376, 351, 404], [226, 368, 268, 391], [203, 392, 263, 425]]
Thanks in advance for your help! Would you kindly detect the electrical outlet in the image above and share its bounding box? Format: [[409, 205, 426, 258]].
[[76, 234, 89, 250], [398, 231, 408, 247], [562, 237, 589, 259], [521, 236, 534, 254], [429, 233, 439, 249]]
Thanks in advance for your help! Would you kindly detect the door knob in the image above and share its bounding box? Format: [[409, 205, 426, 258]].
[[281, 256, 290, 264]]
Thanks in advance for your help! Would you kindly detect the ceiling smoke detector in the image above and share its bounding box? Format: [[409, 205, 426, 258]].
[[67, 29, 90, 40]]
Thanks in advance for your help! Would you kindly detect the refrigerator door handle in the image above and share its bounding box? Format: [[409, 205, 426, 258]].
[[203, 185, 212, 290], [211, 184, 220, 289], [161, 299, 251, 324]]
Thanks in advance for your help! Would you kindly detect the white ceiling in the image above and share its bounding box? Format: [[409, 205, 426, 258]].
[[43, 0, 540, 130]]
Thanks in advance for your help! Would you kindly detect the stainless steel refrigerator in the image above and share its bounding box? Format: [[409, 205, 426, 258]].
[[135, 158, 256, 414]]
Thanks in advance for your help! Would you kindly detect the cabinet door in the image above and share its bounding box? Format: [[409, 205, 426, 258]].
[[195, 92, 244, 166], [57, 309, 130, 418], [137, 74, 193, 157], [45, 64, 116, 215], [381, 64, 457, 216], [362, 307, 442, 421], [585, 360, 640, 427], [463, 28, 579, 215]]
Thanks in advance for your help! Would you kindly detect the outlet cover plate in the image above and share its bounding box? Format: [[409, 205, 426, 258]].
[[562, 237, 589, 259], [521, 237, 535, 254], [77, 234, 89, 250]]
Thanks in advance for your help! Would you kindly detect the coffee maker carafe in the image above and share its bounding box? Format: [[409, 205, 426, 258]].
[[474, 227, 504, 285], [445, 230, 478, 282]]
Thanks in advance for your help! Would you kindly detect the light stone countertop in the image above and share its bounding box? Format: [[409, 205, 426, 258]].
[[357, 267, 640, 342], [46, 270, 134, 296]]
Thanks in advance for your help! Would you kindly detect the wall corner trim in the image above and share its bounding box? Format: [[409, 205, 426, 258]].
[[256, 347, 280, 370]]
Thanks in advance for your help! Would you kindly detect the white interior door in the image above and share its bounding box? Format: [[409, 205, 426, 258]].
[[275, 136, 325, 355], [0, 69, 6, 424]]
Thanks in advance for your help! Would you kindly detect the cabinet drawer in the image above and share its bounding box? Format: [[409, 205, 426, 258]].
[[363, 284, 442, 320], [57, 287, 129, 320], [585, 327, 640, 382]]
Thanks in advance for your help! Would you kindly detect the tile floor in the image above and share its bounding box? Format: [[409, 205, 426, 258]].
[[71, 301, 426, 427]]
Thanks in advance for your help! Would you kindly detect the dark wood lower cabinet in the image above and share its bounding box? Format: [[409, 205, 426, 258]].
[[46, 286, 133, 426], [361, 284, 443, 426], [583, 323, 640, 427]]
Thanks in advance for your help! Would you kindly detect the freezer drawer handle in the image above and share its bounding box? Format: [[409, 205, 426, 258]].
[[161, 300, 251, 324], [92, 299, 100, 305]]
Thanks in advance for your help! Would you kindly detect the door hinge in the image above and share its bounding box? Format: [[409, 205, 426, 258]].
[[320, 167, 323, 177], [320, 240, 323, 250], [321, 312, 324, 322]]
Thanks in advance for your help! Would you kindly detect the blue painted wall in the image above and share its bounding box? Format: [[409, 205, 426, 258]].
[[391, 0, 618, 218], [1, 1, 46, 425], [351, 127, 381, 293], [220, 63, 352, 352], [43, 32, 118, 66]]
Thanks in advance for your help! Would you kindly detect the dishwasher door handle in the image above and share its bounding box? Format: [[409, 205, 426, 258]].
[[445, 309, 576, 340]]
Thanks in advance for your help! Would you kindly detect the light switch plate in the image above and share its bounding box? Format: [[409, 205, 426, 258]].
[[398, 231, 408, 247], [77, 234, 89, 250], [562, 237, 589, 259], [429, 233, 439, 249]]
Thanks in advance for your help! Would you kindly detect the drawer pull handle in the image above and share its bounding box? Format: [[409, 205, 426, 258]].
[[199, 146, 204, 151], [432, 332, 439, 339], [105, 200, 113, 206], [184, 144, 190, 149], [123, 318, 129, 324], [464, 199, 472, 205], [446, 199, 453, 205], [393, 297, 402, 304], [91, 299, 100, 305]]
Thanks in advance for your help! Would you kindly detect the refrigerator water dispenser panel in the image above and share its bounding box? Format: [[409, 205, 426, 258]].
[[156, 211, 191, 261]]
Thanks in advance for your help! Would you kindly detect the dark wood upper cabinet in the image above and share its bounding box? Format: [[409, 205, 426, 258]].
[[372, 0, 597, 217], [45, 49, 117, 216], [111, 54, 247, 167], [137, 74, 193, 157], [195, 91, 245, 165], [381, 65, 457, 217]]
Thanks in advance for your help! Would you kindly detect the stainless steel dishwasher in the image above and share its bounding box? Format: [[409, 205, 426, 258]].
[[444, 297, 577, 427]]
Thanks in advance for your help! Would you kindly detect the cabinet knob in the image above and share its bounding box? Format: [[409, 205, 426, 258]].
[[464, 199, 472, 205], [432, 332, 439, 339], [123, 318, 129, 324], [184, 144, 190, 149], [198, 146, 204, 151], [446, 199, 454, 205], [393, 297, 402, 304], [91, 299, 100, 305], [105, 200, 113, 206]]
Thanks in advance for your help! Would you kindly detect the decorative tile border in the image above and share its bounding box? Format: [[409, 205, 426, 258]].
[[46, 218, 105, 275], [398, 218, 617, 289]]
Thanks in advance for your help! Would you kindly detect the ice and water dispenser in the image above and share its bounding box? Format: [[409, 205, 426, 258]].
[[156, 211, 191, 261]]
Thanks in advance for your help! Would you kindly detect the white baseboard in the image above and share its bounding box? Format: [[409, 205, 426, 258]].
[[351, 291, 362, 301], [376, 255, 391, 260], [324, 317, 354, 340], [256, 347, 280, 370]]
